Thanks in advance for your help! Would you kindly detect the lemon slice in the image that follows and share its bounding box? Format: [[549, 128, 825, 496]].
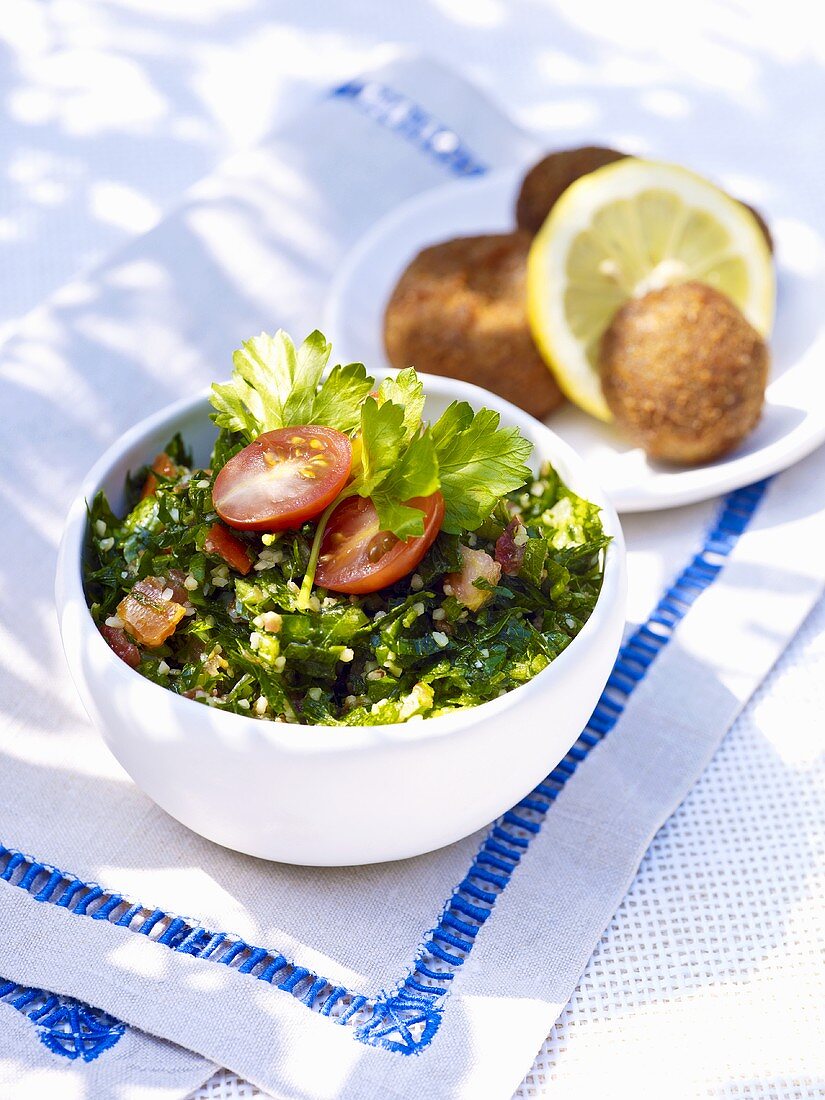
[[526, 159, 775, 421]]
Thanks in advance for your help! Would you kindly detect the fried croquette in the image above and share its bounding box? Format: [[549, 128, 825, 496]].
[[515, 146, 627, 235], [383, 233, 565, 419], [599, 282, 769, 464]]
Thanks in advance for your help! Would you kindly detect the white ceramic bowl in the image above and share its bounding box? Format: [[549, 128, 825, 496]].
[[56, 372, 626, 866]]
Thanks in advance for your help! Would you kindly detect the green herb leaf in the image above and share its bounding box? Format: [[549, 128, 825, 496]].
[[519, 537, 548, 586], [542, 491, 604, 549], [311, 362, 374, 433], [210, 429, 245, 474], [370, 494, 429, 541], [377, 367, 425, 442], [351, 397, 439, 538], [210, 330, 372, 441], [354, 396, 407, 495], [431, 401, 533, 533], [163, 432, 193, 468]]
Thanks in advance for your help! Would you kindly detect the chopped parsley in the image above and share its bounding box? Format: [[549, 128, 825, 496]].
[[84, 330, 608, 726]]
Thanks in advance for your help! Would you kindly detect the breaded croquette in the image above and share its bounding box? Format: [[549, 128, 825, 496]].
[[599, 281, 769, 464], [384, 233, 564, 419], [515, 147, 627, 235]]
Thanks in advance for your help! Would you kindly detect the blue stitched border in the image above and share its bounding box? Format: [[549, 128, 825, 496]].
[[0, 979, 125, 1061], [0, 479, 769, 1058], [330, 79, 488, 177]]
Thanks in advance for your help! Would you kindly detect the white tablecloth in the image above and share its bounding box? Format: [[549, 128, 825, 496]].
[[3, 4, 823, 1096]]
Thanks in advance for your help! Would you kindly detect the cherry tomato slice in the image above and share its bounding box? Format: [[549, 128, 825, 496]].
[[315, 492, 445, 595], [213, 426, 352, 531], [204, 522, 253, 575]]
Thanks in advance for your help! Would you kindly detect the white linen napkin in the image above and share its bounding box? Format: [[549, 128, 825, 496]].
[[1, 55, 823, 1100]]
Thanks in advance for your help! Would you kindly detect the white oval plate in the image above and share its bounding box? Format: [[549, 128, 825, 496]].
[[324, 167, 825, 513]]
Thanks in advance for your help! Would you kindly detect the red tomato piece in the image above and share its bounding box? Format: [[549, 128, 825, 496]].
[[212, 426, 352, 531], [141, 452, 178, 499], [446, 545, 501, 611], [204, 522, 253, 575], [164, 568, 191, 604], [118, 576, 186, 647], [315, 492, 445, 595], [100, 624, 141, 668], [494, 518, 525, 576]]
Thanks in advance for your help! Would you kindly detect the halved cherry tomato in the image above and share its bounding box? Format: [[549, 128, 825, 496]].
[[213, 426, 352, 531], [315, 492, 445, 595], [141, 452, 178, 499], [204, 522, 253, 575]]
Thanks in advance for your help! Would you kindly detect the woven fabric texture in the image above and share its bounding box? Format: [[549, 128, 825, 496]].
[[517, 590, 825, 1099], [186, 592, 825, 1100]]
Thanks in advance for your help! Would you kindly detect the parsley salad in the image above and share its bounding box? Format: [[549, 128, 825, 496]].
[[85, 330, 608, 726]]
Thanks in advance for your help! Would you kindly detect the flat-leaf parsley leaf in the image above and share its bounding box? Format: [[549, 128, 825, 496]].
[[431, 401, 533, 533], [210, 329, 372, 441]]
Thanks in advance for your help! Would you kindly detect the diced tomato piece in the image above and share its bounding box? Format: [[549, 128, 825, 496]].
[[141, 452, 178, 499], [204, 522, 253, 575], [100, 624, 141, 668], [495, 518, 526, 576], [118, 576, 186, 647], [164, 568, 190, 604], [445, 546, 501, 611]]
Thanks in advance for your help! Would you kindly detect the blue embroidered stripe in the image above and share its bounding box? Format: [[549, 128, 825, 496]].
[[302, 977, 329, 1007], [319, 988, 346, 1017], [330, 79, 488, 177], [518, 798, 551, 814], [115, 902, 143, 927], [442, 913, 480, 937], [476, 852, 515, 873], [238, 948, 269, 975], [485, 839, 522, 862], [458, 882, 497, 905], [492, 826, 530, 849], [433, 929, 475, 952], [0, 442, 770, 1059], [0, 978, 126, 1062], [425, 942, 466, 966], [339, 997, 368, 1024], [416, 964, 454, 983]]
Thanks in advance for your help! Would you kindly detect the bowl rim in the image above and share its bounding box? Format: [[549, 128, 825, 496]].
[[55, 369, 626, 755]]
